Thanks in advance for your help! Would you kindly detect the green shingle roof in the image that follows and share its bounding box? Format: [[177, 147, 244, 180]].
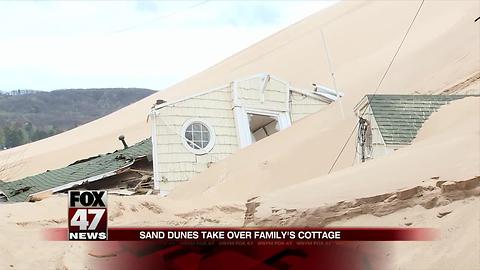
[[0, 138, 151, 202], [366, 95, 477, 146]]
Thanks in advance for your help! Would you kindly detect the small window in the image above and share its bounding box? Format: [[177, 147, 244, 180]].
[[181, 119, 215, 155]]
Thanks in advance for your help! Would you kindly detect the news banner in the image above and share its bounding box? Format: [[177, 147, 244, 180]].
[[43, 190, 438, 243]]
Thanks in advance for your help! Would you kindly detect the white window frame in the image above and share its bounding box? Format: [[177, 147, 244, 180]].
[[181, 118, 216, 155], [234, 107, 291, 148]]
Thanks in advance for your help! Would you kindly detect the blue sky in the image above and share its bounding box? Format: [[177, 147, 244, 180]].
[[0, 1, 335, 91]]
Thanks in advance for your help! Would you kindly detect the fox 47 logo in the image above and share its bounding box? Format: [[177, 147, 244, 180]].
[[68, 190, 108, 240]]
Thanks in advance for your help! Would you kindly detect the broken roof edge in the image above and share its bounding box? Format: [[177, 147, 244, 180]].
[[27, 161, 134, 202], [0, 137, 152, 202], [151, 73, 338, 112], [152, 83, 231, 111], [290, 87, 336, 103], [312, 84, 344, 101]]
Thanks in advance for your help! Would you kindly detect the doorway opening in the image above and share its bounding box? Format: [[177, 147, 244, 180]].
[[247, 113, 280, 142]]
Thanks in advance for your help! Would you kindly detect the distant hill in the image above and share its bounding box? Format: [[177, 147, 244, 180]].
[[0, 88, 155, 149]]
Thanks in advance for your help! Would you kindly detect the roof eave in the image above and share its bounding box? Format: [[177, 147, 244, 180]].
[[353, 95, 370, 116], [25, 160, 137, 202]]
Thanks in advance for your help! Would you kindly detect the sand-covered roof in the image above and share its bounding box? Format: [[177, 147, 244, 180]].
[[0, 139, 151, 202], [363, 95, 476, 145]]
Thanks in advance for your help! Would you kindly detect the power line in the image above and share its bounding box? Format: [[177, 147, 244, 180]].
[[327, 0, 425, 174], [107, 1, 209, 35], [373, 0, 425, 94]]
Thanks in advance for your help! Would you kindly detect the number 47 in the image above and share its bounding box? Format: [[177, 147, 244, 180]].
[[71, 209, 105, 230]]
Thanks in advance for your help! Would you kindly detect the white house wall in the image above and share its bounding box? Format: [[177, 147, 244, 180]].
[[235, 76, 289, 112], [153, 86, 238, 193], [289, 91, 329, 122], [152, 74, 335, 194]]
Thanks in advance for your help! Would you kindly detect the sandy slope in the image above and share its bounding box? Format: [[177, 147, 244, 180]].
[[331, 197, 480, 270], [1, 0, 479, 181], [0, 1, 479, 269], [0, 194, 246, 270], [1, 195, 478, 270], [243, 97, 479, 210], [169, 99, 357, 203], [171, 97, 480, 204], [1, 96, 478, 270]]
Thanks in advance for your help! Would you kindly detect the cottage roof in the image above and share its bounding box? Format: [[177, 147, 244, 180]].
[[151, 73, 337, 111], [359, 95, 477, 146], [0, 138, 151, 202]]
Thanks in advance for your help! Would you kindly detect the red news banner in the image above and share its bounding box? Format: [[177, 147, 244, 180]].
[[47, 190, 439, 269], [46, 227, 439, 243], [52, 190, 439, 243]]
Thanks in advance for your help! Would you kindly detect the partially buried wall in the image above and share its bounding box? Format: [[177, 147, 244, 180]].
[[289, 90, 330, 122], [153, 85, 238, 193]]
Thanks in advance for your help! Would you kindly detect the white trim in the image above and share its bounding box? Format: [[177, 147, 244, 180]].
[[233, 106, 251, 148], [245, 107, 284, 117], [244, 108, 292, 130], [312, 84, 344, 101], [268, 74, 290, 87], [285, 83, 291, 112], [153, 84, 230, 111], [150, 109, 161, 190], [290, 88, 333, 103], [0, 191, 7, 202], [155, 114, 213, 154], [235, 108, 292, 148], [232, 80, 239, 107], [277, 112, 292, 130], [232, 73, 291, 88], [232, 73, 268, 84], [232, 73, 293, 109], [260, 74, 270, 103], [180, 118, 216, 155], [353, 96, 370, 116], [232, 80, 251, 148], [152, 74, 335, 112]]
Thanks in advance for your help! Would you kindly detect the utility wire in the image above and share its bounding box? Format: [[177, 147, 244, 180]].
[[373, 0, 425, 94], [327, 0, 425, 174], [107, 1, 209, 35]]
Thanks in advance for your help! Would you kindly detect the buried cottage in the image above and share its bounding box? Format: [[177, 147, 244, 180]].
[[353, 94, 479, 163], [150, 73, 342, 195]]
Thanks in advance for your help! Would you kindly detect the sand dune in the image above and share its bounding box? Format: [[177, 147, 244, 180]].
[[169, 101, 358, 203], [1, 98, 478, 269], [1, 0, 478, 181], [0, 194, 246, 269], [1, 97, 479, 268], [332, 197, 480, 270], [0, 1, 479, 269], [243, 97, 479, 208], [172, 97, 479, 205]]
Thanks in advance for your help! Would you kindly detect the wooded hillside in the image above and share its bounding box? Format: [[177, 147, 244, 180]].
[[0, 88, 155, 149]]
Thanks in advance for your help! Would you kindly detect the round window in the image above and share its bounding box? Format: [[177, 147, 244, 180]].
[[181, 119, 215, 155]]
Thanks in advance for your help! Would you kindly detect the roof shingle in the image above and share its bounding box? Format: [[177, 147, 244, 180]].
[[0, 138, 151, 202], [366, 95, 477, 146]]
